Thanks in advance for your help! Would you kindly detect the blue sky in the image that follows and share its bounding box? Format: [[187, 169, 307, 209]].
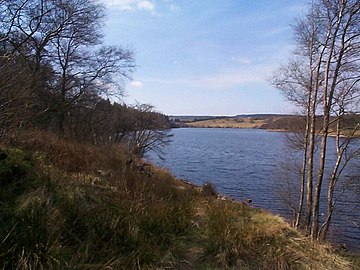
[[101, 0, 309, 115]]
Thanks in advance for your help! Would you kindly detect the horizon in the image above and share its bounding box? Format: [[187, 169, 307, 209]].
[[101, 0, 309, 115], [167, 113, 295, 117]]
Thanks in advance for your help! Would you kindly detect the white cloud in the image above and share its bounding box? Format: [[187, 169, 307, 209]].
[[137, 0, 154, 11], [102, 0, 181, 14], [102, 0, 155, 12], [130, 81, 144, 88], [102, 0, 134, 10]]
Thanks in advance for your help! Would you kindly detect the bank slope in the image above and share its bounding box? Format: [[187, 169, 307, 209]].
[[0, 131, 356, 269]]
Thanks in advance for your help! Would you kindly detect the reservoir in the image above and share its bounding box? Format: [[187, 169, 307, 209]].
[[149, 128, 360, 251]]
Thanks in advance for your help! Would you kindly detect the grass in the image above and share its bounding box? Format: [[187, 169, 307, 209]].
[[187, 118, 267, 129], [0, 129, 358, 269]]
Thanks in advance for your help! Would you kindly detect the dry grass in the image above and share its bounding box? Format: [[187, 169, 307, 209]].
[[9, 129, 129, 173], [194, 199, 353, 270], [0, 129, 358, 269], [187, 118, 267, 129], [187, 116, 360, 139]]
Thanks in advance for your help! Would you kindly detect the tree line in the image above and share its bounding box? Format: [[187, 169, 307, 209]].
[[0, 0, 171, 157], [273, 0, 360, 242]]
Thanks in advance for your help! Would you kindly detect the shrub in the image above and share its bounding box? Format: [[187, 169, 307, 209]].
[[202, 181, 217, 197]]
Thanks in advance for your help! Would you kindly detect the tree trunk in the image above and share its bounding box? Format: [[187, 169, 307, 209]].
[[295, 120, 309, 229], [311, 1, 347, 240], [305, 80, 318, 233], [318, 117, 341, 240], [295, 82, 312, 229], [319, 118, 359, 240], [311, 113, 329, 240]]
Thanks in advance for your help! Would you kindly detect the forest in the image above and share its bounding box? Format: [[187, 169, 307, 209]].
[[0, 0, 171, 157]]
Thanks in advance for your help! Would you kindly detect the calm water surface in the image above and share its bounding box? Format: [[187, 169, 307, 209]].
[[149, 128, 360, 250]]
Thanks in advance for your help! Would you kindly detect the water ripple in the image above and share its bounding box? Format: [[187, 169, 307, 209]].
[[149, 128, 360, 251]]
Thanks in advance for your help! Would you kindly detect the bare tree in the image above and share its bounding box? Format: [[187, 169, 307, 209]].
[[118, 104, 173, 158], [0, 55, 34, 138], [273, 0, 360, 241], [311, 0, 360, 241], [51, 40, 134, 133], [0, 0, 39, 136], [273, 59, 314, 230], [0, 0, 135, 135]]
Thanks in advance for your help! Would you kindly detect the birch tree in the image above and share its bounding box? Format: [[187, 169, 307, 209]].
[[273, 0, 360, 241]]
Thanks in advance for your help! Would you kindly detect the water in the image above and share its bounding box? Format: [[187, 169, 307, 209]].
[[149, 128, 360, 251]]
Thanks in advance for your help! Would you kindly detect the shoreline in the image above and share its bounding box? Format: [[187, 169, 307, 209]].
[[173, 125, 360, 138]]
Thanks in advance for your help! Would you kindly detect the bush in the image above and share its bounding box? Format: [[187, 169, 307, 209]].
[[202, 181, 217, 197]]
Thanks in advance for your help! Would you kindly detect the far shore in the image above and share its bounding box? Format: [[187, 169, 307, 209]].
[[174, 115, 360, 137]]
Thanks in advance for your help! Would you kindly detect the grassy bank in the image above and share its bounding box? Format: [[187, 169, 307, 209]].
[[185, 115, 360, 137], [185, 116, 299, 130], [0, 131, 358, 269]]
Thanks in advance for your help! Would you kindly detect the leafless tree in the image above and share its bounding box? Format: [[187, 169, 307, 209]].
[[0, 55, 33, 138], [0, 0, 37, 136], [118, 104, 173, 158], [51, 40, 134, 133], [273, 0, 360, 241], [0, 0, 135, 135], [310, 0, 360, 241]]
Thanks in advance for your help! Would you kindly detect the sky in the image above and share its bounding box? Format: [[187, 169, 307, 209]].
[[101, 0, 309, 116]]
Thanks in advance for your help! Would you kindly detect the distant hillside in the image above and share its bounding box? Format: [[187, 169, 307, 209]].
[[169, 114, 360, 137], [175, 114, 360, 135], [169, 115, 231, 122], [169, 114, 289, 123], [181, 114, 306, 131], [234, 114, 290, 118]]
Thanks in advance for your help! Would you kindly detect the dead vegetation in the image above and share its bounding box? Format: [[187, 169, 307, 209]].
[[0, 130, 358, 269]]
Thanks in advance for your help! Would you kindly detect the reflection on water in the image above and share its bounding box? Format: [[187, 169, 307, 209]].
[[148, 128, 360, 251]]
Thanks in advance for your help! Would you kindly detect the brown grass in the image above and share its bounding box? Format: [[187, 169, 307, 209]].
[[187, 118, 267, 129], [0, 129, 357, 269]]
